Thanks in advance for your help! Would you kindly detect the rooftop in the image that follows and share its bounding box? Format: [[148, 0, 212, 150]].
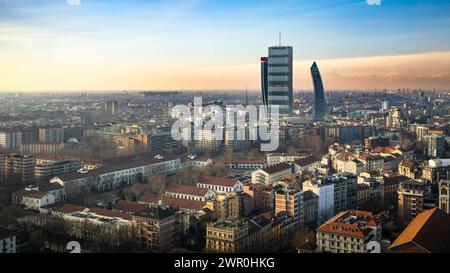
[[133, 206, 175, 220], [112, 200, 149, 214], [166, 184, 210, 196], [316, 210, 379, 239], [164, 196, 206, 211], [198, 176, 238, 187], [261, 162, 291, 174], [390, 208, 450, 253]]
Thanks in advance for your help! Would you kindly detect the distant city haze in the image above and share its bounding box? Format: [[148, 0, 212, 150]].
[[0, 0, 449, 92]]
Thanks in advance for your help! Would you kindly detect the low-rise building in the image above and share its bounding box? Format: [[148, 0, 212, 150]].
[[292, 155, 320, 174], [251, 162, 292, 185], [165, 184, 215, 202], [197, 176, 243, 193], [267, 152, 308, 165], [226, 159, 266, 171]]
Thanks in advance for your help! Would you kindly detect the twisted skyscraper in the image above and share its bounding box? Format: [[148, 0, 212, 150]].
[[311, 61, 326, 121]]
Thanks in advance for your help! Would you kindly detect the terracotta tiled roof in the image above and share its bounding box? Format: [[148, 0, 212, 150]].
[[112, 200, 149, 214], [390, 208, 450, 252], [52, 203, 87, 214], [261, 162, 291, 174], [166, 184, 209, 196], [138, 193, 160, 204], [17, 190, 49, 199], [198, 176, 238, 187], [293, 155, 319, 166], [316, 210, 379, 238], [164, 197, 206, 211], [226, 159, 266, 164]]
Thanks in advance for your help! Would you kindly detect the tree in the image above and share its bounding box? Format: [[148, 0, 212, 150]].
[[148, 176, 166, 194]]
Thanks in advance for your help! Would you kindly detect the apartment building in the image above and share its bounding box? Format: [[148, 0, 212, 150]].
[[398, 180, 430, 225], [251, 162, 292, 185], [35, 159, 83, 182], [131, 206, 179, 252], [21, 142, 64, 155], [316, 210, 382, 253], [275, 188, 302, 226], [4, 153, 35, 182]]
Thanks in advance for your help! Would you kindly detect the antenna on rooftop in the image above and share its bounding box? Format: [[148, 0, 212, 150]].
[[245, 86, 248, 106], [279, 32, 282, 46]]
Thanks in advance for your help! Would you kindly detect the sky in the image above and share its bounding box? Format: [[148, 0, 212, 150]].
[[0, 0, 450, 92]]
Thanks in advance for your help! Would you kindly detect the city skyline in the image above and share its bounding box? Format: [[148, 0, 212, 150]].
[[1, 0, 450, 92]]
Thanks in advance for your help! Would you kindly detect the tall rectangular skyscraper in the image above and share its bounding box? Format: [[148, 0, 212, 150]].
[[267, 46, 293, 118]]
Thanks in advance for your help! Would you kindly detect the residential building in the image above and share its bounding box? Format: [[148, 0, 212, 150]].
[[292, 155, 320, 174], [302, 190, 319, 228], [365, 136, 390, 149], [359, 154, 384, 172], [422, 159, 450, 183], [4, 153, 35, 182], [104, 100, 118, 116], [303, 174, 357, 224], [386, 107, 404, 128], [212, 192, 240, 219], [398, 180, 430, 225], [316, 210, 382, 253], [390, 208, 450, 253], [205, 216, 273, 253], [251, 162, 292, 185], [303, 177, 334, 225], [39, 127, 64, 143], [439, 181, 449, 214], [0, 130, 22, 150], [21, 142, 64, 155], [398, 160, 421, 179], [131, 206, 179, 252], [242, 183, 274, 213], [0, 226, 16, 253], [275, 188, 302, 226], [427, 134, 446, 158], [35, 159, 83, 182]]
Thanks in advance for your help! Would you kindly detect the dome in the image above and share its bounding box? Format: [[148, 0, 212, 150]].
[[67, 138, 79, 143]]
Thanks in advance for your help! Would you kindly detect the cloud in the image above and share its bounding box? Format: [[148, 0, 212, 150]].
[[66, 0, 81, 6], [366, 0, 381, 6]]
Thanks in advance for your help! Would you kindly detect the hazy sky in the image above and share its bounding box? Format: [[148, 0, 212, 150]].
[[1, 0, 450, 92]]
